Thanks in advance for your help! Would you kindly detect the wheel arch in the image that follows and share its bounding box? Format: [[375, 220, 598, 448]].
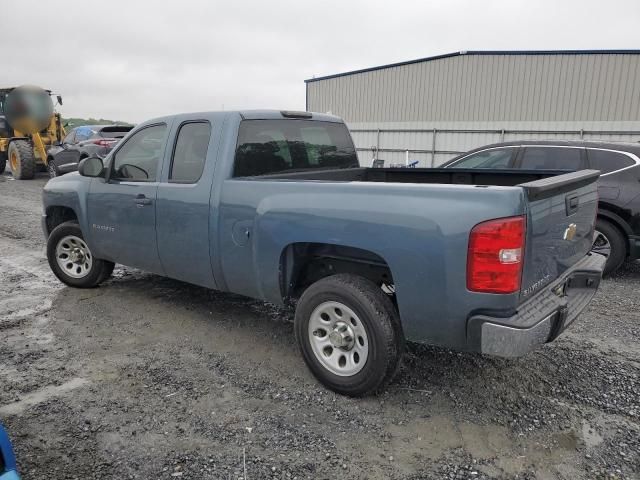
[[279, 242, 395, 303], [597, 208, 631, 255], [45, 206, 79, 236]]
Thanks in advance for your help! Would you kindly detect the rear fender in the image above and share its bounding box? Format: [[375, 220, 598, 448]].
[[228, 182, 527, 348]]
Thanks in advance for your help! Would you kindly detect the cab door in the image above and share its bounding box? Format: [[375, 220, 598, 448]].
[[87, 123, 169, 274], [155, 117, 218, 288]]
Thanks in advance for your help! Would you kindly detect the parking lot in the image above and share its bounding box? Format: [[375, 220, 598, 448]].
[[0, 171, 638, 479]]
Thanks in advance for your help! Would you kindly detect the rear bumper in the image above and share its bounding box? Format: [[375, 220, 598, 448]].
[[467, 252, 606, 357]]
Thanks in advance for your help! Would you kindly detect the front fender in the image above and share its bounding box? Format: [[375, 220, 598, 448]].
[[42, 173, 92, 242]]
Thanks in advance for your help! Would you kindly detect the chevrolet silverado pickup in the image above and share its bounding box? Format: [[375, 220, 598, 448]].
[[42, 110, 606, 396]]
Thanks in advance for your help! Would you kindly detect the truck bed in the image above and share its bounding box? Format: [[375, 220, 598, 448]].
[[259, 167, 598, 201], [262, 167, 566, 187]]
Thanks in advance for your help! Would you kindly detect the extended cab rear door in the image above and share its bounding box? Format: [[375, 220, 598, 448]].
[[155, 113, 221, 289]]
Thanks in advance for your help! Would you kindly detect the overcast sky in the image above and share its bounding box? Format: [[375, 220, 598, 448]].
[[4, 0, 639, 122]]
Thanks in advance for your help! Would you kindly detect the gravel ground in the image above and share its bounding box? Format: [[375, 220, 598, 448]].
[[0, 171, 639, 479]]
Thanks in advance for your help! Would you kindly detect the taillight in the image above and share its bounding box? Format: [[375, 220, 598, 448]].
[[467, 215, 526, 294]]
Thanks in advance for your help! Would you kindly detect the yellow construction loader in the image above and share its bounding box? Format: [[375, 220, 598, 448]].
[[0, 85, 65, 179]]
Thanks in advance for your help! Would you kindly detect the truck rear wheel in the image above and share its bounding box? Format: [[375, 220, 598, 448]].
[[47, 221, 115, 288], [294, 274, 404, 396], [0, 151, 6, 174], [8, 140, 36, 180]]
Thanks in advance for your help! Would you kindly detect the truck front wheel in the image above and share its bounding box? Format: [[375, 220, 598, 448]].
[[8, 140, 36, 180], [294, 273, 404, 396], [47, 221, 115, 288]]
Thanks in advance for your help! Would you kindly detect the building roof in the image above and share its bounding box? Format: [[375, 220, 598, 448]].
[[304, 50, 640, 83]]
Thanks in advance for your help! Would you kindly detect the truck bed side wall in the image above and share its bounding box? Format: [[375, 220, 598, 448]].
[[217, 179, 527, 348]]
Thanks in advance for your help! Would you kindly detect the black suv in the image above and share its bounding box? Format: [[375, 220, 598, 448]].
[[46, 124, 133, 178], [442, 140, 640, 275]]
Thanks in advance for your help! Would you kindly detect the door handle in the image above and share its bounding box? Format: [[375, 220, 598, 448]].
[[135, 194, 152, 206]]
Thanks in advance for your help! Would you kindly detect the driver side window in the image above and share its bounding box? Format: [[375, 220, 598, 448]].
[[111, 124, 166, 182]]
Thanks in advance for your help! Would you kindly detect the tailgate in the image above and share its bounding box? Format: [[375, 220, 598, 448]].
[[518, 170, 600, 301]]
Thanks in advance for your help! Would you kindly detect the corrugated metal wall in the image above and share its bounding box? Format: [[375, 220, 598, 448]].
[[348, 120, 640, 166], [306, 52, 640, 166]]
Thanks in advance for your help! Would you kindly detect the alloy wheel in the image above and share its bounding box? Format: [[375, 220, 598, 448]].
[[308, 301, 369, 376], [55, 235, 93, 278]]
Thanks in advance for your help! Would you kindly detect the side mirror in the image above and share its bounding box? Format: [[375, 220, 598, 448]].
[[78, 156, 105, 178], [57, 95, 63, 106]]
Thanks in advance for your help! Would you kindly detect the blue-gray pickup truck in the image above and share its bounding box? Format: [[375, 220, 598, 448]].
[[42, 110, 606, 396]]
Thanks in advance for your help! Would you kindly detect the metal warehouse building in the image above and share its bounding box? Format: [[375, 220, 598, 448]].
[[305, 50, 640, 167]]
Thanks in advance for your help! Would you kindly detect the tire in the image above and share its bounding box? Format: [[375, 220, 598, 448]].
[[8, 140, 36, 180], [294, 273, 404, 396], [594, 218, 626, 276], [98, 261, 115, 284], [47, 158, 59, 178], [46, 221, 115, 288], [0, 151, 6, 174]]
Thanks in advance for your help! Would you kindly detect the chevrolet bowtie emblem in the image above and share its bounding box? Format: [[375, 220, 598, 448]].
[[563, 223, 577, 241]]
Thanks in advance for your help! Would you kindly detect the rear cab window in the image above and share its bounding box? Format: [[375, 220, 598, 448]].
[[587, 149, 636, 174], [233, 120, 359, 177]]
